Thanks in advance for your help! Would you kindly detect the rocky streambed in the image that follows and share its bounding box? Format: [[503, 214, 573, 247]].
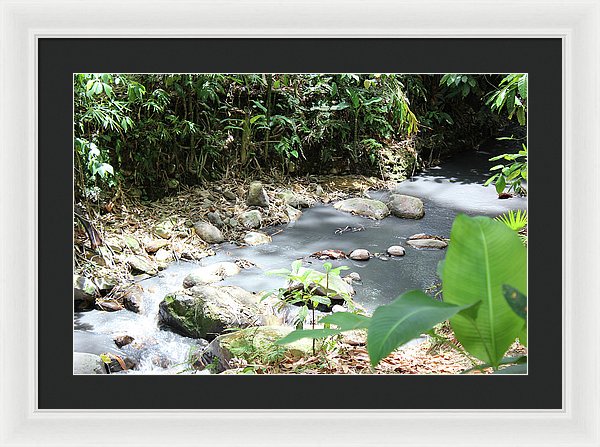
[[73, 148, 527, 375]]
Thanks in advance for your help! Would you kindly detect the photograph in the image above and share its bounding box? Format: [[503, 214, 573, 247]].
[[73, 73, 528, 376]]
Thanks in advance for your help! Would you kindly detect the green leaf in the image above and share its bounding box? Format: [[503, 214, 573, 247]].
[[276, 328, 342, 345], [249, 114, 265, 124], [366, 290, 477, 366], [516, 107, 526, 125], [311, 295, 332, 306], [319, 312, 370, 330], [442, 215, 526, 367], [503, 285, 527, 319], [517, 75, 527, 99], [495, 176, 506, 194], [330, 102, 350, 111]]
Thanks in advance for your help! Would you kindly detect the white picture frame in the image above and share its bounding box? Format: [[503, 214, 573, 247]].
[[1, 1, 598, 445]]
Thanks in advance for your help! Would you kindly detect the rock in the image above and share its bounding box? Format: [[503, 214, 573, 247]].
[[207, 211, 225, 228], [145, 239, 169, 253], [388, 194, 425, 219], [277, 190, 313, 209], [349, 249, 371, 261], [286, 205, 302, 222], [194, 221, 224, 243], [223, 190, 236, 201], [73, 352, 107, 374], [247, 181, 270, 207], [122, 235, 141, 252], [120, 284, 144, 313], [154, 218, 176, 239], [158, 285, 277, 340], [228, 218, 239, 228], [96, 299, 124, 311], [243, 231, 272, 246], [344, 272, 362, 283], [240, 210, 262, 229], [310, 249, 347, 260], [102, 354, 136, 373], [94, 275, 118, 294], [74, 275, 98, 311], [155, 248, 172, 269], [193, 326, 314, 373], [387, 245, 406, 256], [183, 262, 242, 288], [126, 255, 158, 275], [114, 335, 135, 348], [333, 198, 390, 220], [407, 234, 448, 249], [315, 184, 325, 197]]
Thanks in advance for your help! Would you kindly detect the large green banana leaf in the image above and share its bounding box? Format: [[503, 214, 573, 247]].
[[443, 214, 526, 367]]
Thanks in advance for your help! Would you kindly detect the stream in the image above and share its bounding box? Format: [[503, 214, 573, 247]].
[[74, 146, 527, 374]]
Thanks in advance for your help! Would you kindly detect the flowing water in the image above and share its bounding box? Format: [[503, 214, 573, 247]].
[[74, 146, 527, 374]]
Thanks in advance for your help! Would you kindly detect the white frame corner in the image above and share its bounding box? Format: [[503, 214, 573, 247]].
[[1, 1, 599, 446]]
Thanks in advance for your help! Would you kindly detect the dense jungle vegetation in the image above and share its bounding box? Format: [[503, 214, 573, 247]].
[[74, 73, 526, 201]]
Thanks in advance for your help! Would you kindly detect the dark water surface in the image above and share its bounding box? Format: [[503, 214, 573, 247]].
[[74, 148, 527, 374]]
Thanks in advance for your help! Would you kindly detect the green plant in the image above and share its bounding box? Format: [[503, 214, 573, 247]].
[[496, 209, 527, 232], [484, 144, 528, 195], [278, 214, 527, 373], [486, 74, 527, 125], [264, 260, 353, 354]]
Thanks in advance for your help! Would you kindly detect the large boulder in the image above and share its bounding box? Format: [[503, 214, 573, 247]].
[[333, 198, 389, 220], [158, 285, 279, 340], [73, 352, 107, 374], [388, 194, 425, 219], [247, 181, 270, 207], [182, 262, 241, 288], [240, 210, 262, 229], [194, 221, 224, 243], [74, 275, 98, 311], [193, 326, 314, 373]]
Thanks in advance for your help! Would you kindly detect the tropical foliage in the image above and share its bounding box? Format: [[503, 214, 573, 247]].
[[74, 74, 521, 201]]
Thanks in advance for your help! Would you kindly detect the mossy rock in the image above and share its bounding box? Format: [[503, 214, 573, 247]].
[[158, 285, 279, 340], [333, 198, 390, 220]]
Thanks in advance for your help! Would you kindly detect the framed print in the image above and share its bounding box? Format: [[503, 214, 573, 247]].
[[1, 1, 599, 446]]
